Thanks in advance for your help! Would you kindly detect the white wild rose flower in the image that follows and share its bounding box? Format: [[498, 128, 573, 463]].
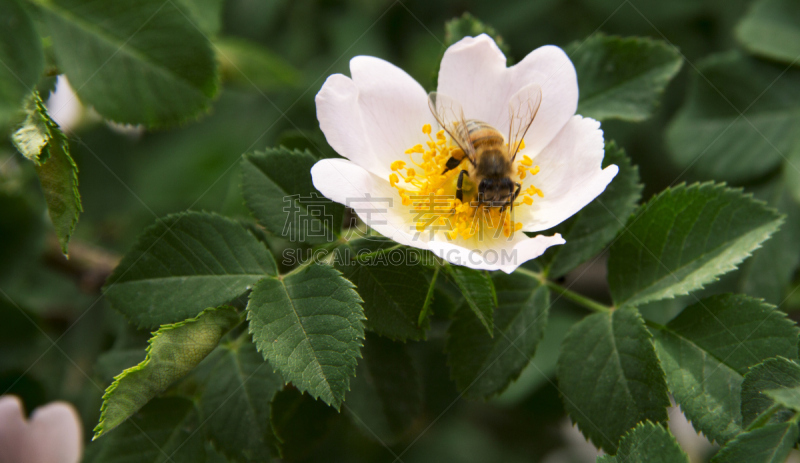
[[0, 395, 83, 463], [311, 34, 618, 272]]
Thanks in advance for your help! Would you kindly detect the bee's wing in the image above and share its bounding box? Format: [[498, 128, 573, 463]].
[[507, 83, 542, 162], [428, 92, 475, 164]]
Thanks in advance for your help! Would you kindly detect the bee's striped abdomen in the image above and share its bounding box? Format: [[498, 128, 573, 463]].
[[466, 120, 504, 148]]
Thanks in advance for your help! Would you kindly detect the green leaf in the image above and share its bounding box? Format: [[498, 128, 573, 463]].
[[608, 183, 783, 308], [0, 0, 43, 119], [764, 387, 800, 412], [557, 306, 670, 453], [241, 147, 343, 244], [569, 34, 682, 122], [492, 310, 581, 407], [785, 144, 800, 205], [174, 0, 223, 35], [444, 12, 510, 54], [742, 358, 800, 428], [85, 397, 208, 462], [247, 263, 365, 409], [739, 182, 800, 304], [419, 266, 439, 326], [0, 192, 44, 285], [12, 92, 82, 256], [346, 333, 422, 443], [596, 421, 689, 463], [270, 388, 338, 461], [710, 422, 799, 463], [651, 294, 799, 443], [736, 0, 800, 66], [104, 212, 277, 328], [11, 93, 50, 164], [667, 52, 800, 184], [539, 141, 642, 278], [333, 240, 430, 341], [38, 0, 218, 126], [216, 37, 302, 92], [445, 271, 548, 399], [198, 334, 284, 462], [93, 306, 239, 439], [446, 265, 496, 336]]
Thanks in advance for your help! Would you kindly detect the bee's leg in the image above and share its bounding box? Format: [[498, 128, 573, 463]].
[[456, 170, 468, 203], [508, 182, 521, 212], [442, 156, 463, 174]]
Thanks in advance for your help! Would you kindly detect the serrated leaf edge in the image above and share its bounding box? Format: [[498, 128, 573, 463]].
[[559, 307, 670, 453], [443, 276, 549, 401], [103, 210, 275, 328], [93, 306, 240, 439], [246, 264, 365, 410], [614, 181, 784, 308], [571, 32, 684, 122]]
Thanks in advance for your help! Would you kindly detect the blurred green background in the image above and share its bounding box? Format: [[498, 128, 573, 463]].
[[1, 0, 793, 461]]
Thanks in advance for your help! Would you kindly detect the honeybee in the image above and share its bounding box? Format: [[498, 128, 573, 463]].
[[428, 83, 542, 211]]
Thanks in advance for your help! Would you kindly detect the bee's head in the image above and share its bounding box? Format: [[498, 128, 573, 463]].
[[478, 177, 515, 206]]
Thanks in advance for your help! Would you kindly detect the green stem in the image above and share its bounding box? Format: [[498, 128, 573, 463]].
[[418, 266, 439, 326], [546, 280, 612, 313], [516, 267, 612, 313]]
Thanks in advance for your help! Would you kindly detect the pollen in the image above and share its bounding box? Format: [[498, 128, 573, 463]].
[[387, 125, 544, 241]]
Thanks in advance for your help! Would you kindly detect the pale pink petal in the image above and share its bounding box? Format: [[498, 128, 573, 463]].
[[518, 116, 618, 232], [25, 402, 82, 463], [427, 232, 565, 273], [316, 57, 434, 178], [437, 34, 578, 154], [311, 158, 423, 248], [0, 396, 27, 463]]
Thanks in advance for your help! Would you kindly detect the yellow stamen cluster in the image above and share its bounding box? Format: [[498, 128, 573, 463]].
[[516, 154, 541, 180], [389, 125, 543, 241]]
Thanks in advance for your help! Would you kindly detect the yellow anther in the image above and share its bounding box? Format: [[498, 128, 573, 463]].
[[519, 140, 526, 150], [405, 144, 424, 154], [515, 222, 523, 231], [422, 124, 432, 134], [527, 186, 544, 197], [391, 160, 406, 171], [521, 155, 533, 167], [436, 188, 445, 196], [436, 130, 446, 140], [406, 168, 416, 178], [523, 196, 533, 206], [529, 166, 540, 175], [426, 141, 436, 149], [390, 173, 399, 187]]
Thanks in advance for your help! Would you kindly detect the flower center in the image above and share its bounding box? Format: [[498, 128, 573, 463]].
[[388, 124, 543, 241]]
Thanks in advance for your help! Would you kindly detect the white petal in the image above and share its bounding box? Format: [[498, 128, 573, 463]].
[[437, 34, 578, 154], [25, 402, 82, 463], [316, 57, 434, 178], [520, 116, 618, 232], [427, 233, 565, 273], [0, 396, 26, 463], [311, 158, 423, 248]]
